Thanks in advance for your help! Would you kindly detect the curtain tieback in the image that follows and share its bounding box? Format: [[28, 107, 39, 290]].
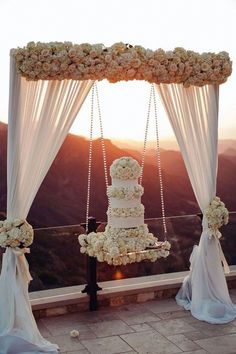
[[12, 248, 33, 282], [212, 231, 230, 274]]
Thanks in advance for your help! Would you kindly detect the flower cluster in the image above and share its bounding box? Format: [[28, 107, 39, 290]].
[[108, 205, 144, 217], [70, 330, 80, 338], [78, 231, 171, 265], [0, 219, 34, 248], [110, 157, 141, 180], [107, 185, 143, 200], [105, 224, 148, 238], [205, 196, 229, 237], [12, 42, 232, 87]]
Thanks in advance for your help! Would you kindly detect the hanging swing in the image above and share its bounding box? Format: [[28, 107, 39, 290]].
[[78, 82, 171, 266]]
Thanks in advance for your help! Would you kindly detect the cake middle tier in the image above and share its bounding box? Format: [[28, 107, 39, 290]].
[[107, 215, 144, 228], [109, 197, 141, 208], [107, 204, 144, 228]]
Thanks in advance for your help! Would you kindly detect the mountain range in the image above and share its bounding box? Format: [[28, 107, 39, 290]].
[[114, 137, 236, 155], [1, 121, 236, 227]]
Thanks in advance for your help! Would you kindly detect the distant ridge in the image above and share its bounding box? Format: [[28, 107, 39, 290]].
[[113, 136, 236, 155], [0, 121, 236, 227]]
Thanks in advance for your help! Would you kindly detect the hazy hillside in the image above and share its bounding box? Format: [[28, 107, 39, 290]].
[[1, 121, 236, 227], [114, 138, 236, 155]]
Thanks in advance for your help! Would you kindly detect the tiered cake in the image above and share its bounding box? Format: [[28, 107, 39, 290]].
[[79, 157, 171, 265], [105, 157, 157, 252]]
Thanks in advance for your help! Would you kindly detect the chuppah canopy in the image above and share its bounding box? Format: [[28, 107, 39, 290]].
[[0, 41, 235, 353]]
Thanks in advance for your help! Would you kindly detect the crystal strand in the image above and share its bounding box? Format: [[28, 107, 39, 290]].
[[85, 83, 95, 233], [94, 82, 109, 190], [140, 85, 152, 186], [152, 84, 168, 239], [94, 81, 111, 217]]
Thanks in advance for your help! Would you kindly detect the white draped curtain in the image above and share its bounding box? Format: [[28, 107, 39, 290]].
[[156, 83, 236, 324], [0, 58, 93, 352]]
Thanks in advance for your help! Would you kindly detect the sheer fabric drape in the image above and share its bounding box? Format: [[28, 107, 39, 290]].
[[0, 58, 93, 352], [156, 83, 236, 323]]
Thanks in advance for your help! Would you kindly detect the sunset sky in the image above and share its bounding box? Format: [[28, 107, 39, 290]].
[[0, 0, 236, 141]]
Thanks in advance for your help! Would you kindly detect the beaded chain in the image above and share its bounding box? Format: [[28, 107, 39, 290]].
[[140, 86, 152, 187], [94, 82, 109, 190], [85, 83, 95, 233], [140, 84, 168, 239], [85, 82, 109, 232], [152, 85, 168, 238]]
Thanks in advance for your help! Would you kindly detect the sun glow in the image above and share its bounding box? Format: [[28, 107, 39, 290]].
[[70, 81, 175, 141], [112, 270, 125, 280]]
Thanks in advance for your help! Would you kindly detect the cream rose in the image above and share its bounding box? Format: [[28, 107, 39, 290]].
[[0, 219, 34, 248]]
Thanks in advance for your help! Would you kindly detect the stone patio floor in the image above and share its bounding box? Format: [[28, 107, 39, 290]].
[[37, 289, 236, 354]]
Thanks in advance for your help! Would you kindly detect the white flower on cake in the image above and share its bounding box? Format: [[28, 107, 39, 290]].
[[108, 205, 144, 217], [105, 224, 148, 239], [205, 196, 229, 238], [0, 219, 34, 248], [107, 185, 143, 200], [110, 157, 141, 180]]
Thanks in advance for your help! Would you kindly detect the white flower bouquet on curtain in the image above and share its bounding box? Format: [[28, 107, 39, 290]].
[[205, 196, 229, 238], [0, 219, 33, 248]]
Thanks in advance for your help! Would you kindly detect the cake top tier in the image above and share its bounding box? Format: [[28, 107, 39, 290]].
[[110, 157, 141, 180]]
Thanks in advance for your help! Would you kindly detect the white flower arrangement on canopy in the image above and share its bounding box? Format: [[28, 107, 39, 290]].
[[12, 41, 232, 86], [0, 41, 235, 354]]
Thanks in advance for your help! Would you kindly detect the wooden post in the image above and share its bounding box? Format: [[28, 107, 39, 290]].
[[81, 217, 102, 311]]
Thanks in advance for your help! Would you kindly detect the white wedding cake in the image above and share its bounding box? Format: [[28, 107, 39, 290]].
[[105, 157, 156, 251], [79, 156, 171, 265]]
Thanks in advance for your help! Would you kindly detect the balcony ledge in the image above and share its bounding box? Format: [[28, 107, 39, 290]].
[[30, 265, 236, 318]]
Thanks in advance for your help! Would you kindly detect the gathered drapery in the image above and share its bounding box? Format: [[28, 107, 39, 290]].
[[0, 58, 93, 352], [156, 83, 236, 323]]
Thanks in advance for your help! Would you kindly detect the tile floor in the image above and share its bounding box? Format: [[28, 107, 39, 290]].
[[37, 289, 236, 354]]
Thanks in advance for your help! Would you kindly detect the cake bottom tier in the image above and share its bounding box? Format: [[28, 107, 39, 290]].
[[78, 231, 171, 266]]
